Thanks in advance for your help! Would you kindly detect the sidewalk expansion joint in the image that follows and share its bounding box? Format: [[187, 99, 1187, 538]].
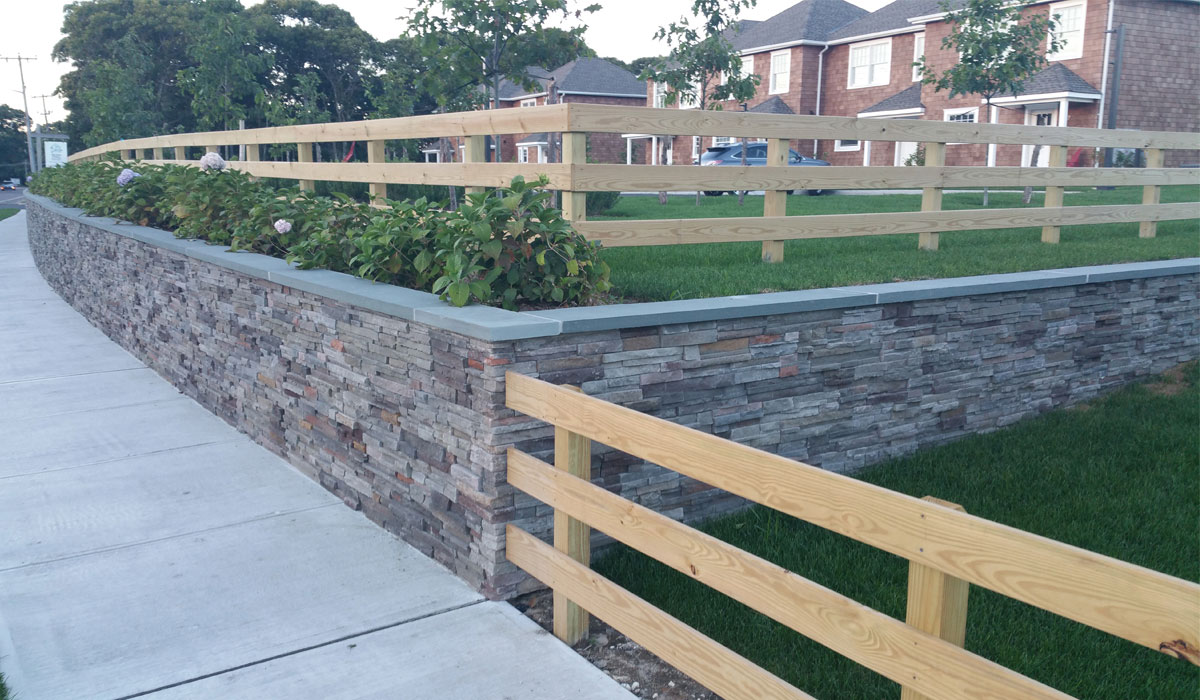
[[113, 598, 488, 700]]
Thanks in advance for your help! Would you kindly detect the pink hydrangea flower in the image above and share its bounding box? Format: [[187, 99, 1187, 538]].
[[199, 152, 226, 171], [274, 219, 293, 234], [116, 168, 140, 187]]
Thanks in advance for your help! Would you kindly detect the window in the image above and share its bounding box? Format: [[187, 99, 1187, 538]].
[[848, 38, 891, 88], [1048, 1, 1085, 60], [423, 150, 440, 163], [912, 32, 925, 82], [713, 136, 736, 146], [740, 57, 755, 82], [517, 146, 529, 163], [745, 144, 768, 159], [944, 107, 977, 124], [769, 50, 790, 94], [653, 81, 668, 109], [519, 98, 537, 108], [677, 81, 700, 110], [834, 139, 860, 152]]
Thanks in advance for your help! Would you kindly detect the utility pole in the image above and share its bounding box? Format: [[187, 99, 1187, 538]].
[[0, 54, 37, 176], [34, 93, 53, 126]]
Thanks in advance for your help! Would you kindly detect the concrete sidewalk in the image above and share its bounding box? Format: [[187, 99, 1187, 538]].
[[0, 211, 630, 700]]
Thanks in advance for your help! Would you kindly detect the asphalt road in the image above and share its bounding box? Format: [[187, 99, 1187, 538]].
[[0, 187, 27, 209]]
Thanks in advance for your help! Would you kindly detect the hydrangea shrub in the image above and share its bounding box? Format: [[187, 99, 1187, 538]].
[[29, 161, 610, 309]]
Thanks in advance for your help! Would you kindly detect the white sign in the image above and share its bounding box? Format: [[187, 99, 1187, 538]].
[[44, 141, 68, 168]]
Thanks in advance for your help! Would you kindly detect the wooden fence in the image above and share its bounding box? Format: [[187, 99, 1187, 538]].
[[503, 371, 1199, 700], [71, 104, 1199, 261]]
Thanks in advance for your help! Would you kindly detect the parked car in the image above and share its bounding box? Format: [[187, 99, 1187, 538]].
[[699, 141, 830, 196]]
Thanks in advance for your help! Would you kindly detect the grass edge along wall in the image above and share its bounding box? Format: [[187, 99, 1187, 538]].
[[25, 197, 1199, 599]]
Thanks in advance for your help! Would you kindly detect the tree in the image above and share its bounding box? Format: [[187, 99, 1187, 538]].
[[916, 0, 1060, 204], [0, 105, 29, 181], [406, 0, 597, 161], [178, 4, 271, 135], [641, 0, 760, 205], [75, 35, 164, 147], [54, 0, 211, 145]]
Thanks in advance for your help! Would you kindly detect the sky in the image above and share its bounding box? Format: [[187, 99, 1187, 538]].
[[0, 0, 891, 133]]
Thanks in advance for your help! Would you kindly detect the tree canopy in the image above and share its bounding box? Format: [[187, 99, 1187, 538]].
[[0, 105, 29, 180], [916, 0, 1061, 105], [52, 0, 596, 151]]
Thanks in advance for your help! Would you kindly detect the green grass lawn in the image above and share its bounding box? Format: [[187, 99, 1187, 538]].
[[0, 208, 17, 222], [592, 363, 1200, 699], [596, 186, 1200, 301]]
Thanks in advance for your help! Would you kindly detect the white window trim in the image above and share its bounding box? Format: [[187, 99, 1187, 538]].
[[847, 37, 892, 89], [944, 106, 978, 122], [768, 50, 791, 95], [834, 139, 861, 152], [943, 107, 978, 145], [652, 82, 668, 109], [739, 56, 756, 82], [677, 80, 701, 110], [912, 32, 925, 82], [713, 136, 736, 146], [517, 146, 530, 163], [1047, 0, 1086, 61], [519, 98, 537, 108]]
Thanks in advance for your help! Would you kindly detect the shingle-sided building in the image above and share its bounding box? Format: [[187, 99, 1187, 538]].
[[648, 0, 1199, 168], [495, 58, 647, 165]]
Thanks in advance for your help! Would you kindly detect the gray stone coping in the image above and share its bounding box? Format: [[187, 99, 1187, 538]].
[[27, 194, 1200, 342]]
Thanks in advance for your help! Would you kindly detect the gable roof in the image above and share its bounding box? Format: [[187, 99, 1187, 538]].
[[748, 95, 796, 114], [1016, 62, 1101, 96], [859, 84, 924, 115], [828, 0, 961, 41], [499, 57, 645, 100], [733, 0, 868, 51]]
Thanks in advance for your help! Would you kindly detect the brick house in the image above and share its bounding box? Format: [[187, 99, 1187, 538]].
[[432, 58, 646, 165], [646, 0, 1199, 168]]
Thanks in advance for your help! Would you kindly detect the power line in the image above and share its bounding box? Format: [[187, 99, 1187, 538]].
[[0, 54, 36, 174]]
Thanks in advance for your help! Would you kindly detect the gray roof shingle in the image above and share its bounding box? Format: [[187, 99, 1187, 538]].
[[732, 0, 868, 49], [827, 0, 960, 41], [498, 57, 645, 100], [860, 84, 924, 114], [748, 95, 796, 114], [1016, 62, 1100, 96]]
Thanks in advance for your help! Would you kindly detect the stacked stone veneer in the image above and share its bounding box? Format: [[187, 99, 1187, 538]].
[[26, 197, 1199, 599]]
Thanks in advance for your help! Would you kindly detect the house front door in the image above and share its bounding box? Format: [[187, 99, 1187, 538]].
[[1023, 109, 1057, 167]]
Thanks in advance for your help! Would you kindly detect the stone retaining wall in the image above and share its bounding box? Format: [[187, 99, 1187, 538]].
[[26, 196, 1199, 599]]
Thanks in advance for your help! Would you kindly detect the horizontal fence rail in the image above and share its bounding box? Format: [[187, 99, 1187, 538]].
[[503, 372, 1200, 700], [70, 103, 1199, 259], [575, 202, 1198, 246]]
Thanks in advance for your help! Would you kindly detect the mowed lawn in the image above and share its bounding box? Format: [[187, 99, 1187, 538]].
[[592, 363, 1200, 699], [595, 185, 1200, 301], [0, 208, 17, 222]]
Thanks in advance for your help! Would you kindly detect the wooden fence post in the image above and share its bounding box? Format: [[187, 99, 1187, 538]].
[[900, 496, 970, 700], [1140, 148, 1163, 238], [561, 132, 587, 225], [761, 138, 788, 263], [919, 142, 946, 251], [296, 142, 314, 192], [244, 143, 260, 182], [553, 385, 592, 645], [152, 147, 163, 161], [122, 149, 136, 161], [367, 140, 387, 202], [462, 135, 486, 197], [1041, 145, 1068, 244]]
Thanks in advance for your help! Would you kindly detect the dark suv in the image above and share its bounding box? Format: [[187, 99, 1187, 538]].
[[698, 141, 830, 196]]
